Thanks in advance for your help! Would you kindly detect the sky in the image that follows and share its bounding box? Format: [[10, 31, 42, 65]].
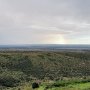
[[0, 0, 90, 45]]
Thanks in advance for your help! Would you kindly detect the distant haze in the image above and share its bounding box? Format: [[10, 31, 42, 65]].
[[0, 0, 90, 44], [0, 44, 90, 51]]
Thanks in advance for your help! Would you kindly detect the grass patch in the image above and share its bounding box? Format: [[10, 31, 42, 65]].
[[38, 79, 90, 90]]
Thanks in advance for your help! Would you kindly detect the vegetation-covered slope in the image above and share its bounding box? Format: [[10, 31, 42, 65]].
[[0, 51, 90, 89]]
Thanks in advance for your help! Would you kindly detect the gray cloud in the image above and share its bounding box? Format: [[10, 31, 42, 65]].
[[0, 0, 90, 44]]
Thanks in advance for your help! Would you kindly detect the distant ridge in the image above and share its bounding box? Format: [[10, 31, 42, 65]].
[[0, 44, 90, 51]]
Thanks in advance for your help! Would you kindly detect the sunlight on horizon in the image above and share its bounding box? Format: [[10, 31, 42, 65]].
[[46, 34, 67, 44]]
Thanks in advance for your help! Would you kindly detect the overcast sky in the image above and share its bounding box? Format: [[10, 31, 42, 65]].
[[0, 0, 90, 44]]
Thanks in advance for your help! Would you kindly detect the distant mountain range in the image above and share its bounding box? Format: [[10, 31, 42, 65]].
[[0, 44, 90, 51]]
